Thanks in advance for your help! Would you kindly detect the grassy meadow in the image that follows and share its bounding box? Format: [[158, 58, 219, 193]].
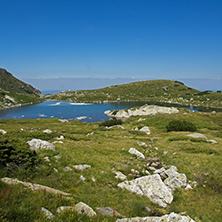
[[0, 109, 222, 221]]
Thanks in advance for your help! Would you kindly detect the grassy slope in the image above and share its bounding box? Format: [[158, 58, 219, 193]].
[[0, 68, 42, 109], [45, 79, 222, 108], [0, 110, 222, 221]]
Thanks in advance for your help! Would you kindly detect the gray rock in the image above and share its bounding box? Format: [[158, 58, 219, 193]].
[[137, 142, 147, 147], [105, 105, 179, 119], [113, 171, 127, 181], [0, 129, 7, 135], [75, 202, 96, 217], [63, 166, 72, 171], [27, 139, 56, 151], [1, 177, 71, 196], [186, 133, 207, 139], [207, 139, 218, 144], [117, 174, 173, 208], [116, 212, 195, 222], [73, 164, 91, 170], [96, 207, 123, 217], [128, 148, 145, 159], [43, 129, 52, 133], [41, 207, 55, 220], [56, 206, 75, 213], [139, 126, 151, 135], [163, 166, 187, 192]]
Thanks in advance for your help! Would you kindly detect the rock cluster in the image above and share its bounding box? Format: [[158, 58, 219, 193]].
[[105, 105, 179, 119]]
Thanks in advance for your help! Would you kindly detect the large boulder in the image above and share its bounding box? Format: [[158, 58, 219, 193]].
[[116, 212, 195, 222], [27, 139, 56, 151], [163, 166, 187, 192], [117, 174, 173, 208]]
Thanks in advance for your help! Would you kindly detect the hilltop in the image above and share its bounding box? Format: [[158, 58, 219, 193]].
[[0, 68, 42, 109], [45, 79, 222, 108]]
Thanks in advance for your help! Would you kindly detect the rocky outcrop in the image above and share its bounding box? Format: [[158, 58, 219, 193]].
[[27, 139, 56, 151], [116, 212, 195, 222], [117, 174, 173, 208], [1, 177, 71, 196], [105, 105, 179, 119]]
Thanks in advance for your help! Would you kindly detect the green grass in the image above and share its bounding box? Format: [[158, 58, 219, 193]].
[[0, 110, 222, 221], [44, 79, 222, 108]]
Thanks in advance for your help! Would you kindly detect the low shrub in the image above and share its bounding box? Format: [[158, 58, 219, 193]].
[[0, 136, 39, 170], [166, 120, 197, 132], [99, 118, 122, 127]]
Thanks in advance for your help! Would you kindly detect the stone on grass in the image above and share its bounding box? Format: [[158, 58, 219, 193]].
[[43, 129, 52, 133], [113, 171, 127, 181], [56, 206, 75, 213], [73, 164, 91, 170], [27, 139, 56, 151], [117, 174, 173, 208], [1, 177, 71, 197], [41, 207, 55, 220], [139, 126, 151, 135], [116, 212, 196, 222], [96, 207, 123, 217], [0, 129, 7, 135], [128, 148, 145, 159], [63, 166, 72, 171], [75, 202, 96, 217], [163, 166, 187, 192], [186, 133, 207, 139]]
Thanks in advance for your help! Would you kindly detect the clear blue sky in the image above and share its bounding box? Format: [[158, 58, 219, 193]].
[[1, 0, 222, 81]]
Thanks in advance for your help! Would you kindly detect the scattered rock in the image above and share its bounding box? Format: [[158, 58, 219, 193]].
[[139, 126, 151, 135], [41, 207, 55, 220], [96, 207, 123, 217], [59, 119, 69, 123], [86, 132, 94, 136], [128, 148, 145, 159], [207, 139, 218, 144], [63, 166, 72, 171], [186, 133, 207, 139], [75, 202, 96, 217], [0, 129, 7, 134], [43, 129, 52, 133], [44, 156, 50, 162], [52, 141, 63, 144], [54, 154, 61, 159], [113, 171, 127, 181], [73, 164, 91, 170], [80, 175, 86, 181], [163, 166, 187, 192], [137, 142, 147, 147], [56, 206, 75, 213], [57, 135, 64, 140], [27, 139, 56, 151], [116, 212, 195, 222], [117, 174, 173, 208], [1, 177, 71, 196]]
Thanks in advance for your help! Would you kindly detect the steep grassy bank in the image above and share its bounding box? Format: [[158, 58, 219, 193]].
[[0, 109, 221, 221], [44, 79, 222, 108], [0, 68, 42, 109]]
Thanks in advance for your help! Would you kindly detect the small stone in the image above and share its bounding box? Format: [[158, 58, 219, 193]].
[[75, 202, 96, 217], [44, 156, 50, 162], [43, 129, 52, 133], [63, 166, 72, 171], [80, 175, 86, 181], [56, 206, 75, 213], [129, 148, 145, 159], [41, 207, 55, 220], [73, 164, 91, 170], [0, 129, 7, 135]]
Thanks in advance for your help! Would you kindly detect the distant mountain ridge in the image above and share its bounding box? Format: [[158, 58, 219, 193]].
[[0, 68, 42, 109]]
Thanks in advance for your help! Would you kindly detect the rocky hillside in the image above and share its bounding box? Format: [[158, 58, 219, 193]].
[[45, 79, 222, 108], [0, 68, 42, 109]]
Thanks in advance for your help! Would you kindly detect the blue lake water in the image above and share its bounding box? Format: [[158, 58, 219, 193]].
[[0, 101, 219, 123], [0, 101, 152, 122]]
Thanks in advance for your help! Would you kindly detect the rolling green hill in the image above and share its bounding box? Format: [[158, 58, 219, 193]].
[[45, 79, 222, 108], [0, 68, 42, 109]]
